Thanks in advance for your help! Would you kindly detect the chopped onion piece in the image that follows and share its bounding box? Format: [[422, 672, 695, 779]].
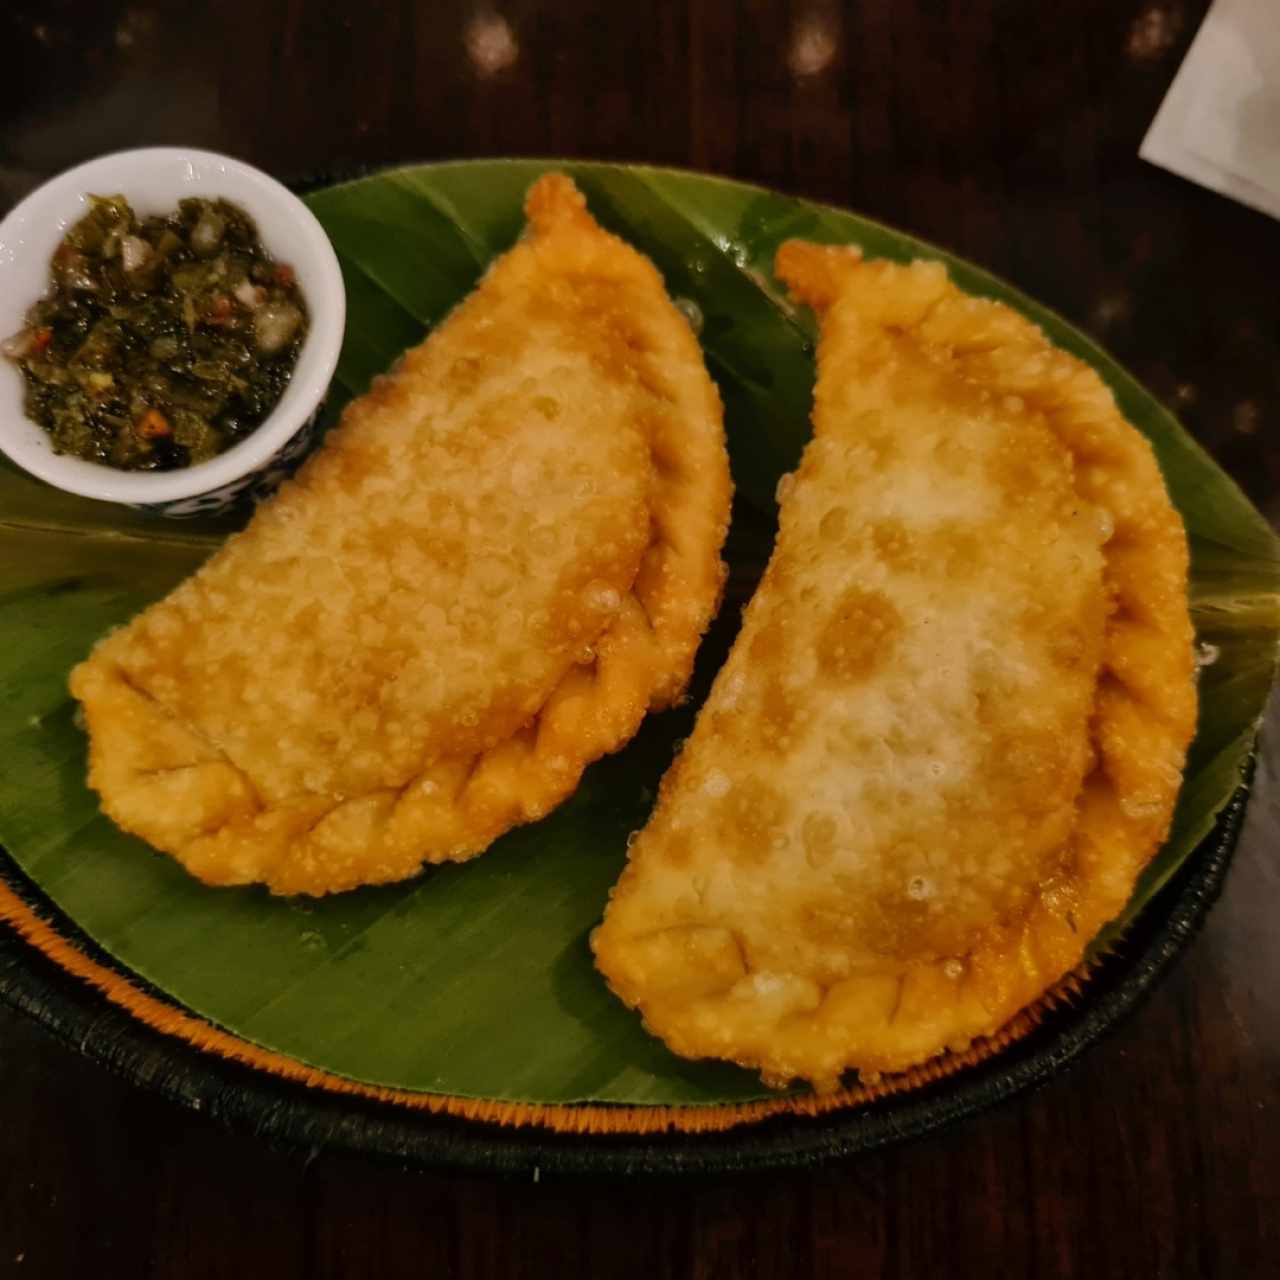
[[121, 235, 152, 273], [254, 302, 303, 354], [191, 210, 226, 255], [234, 281, 267, 310]]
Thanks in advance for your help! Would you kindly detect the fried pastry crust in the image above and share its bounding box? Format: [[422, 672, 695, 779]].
[[592, 242, 1195, 1089], [70, 175, 731, 895]]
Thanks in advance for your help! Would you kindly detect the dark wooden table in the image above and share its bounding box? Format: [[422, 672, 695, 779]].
[[2, 1, 1277, 1275]]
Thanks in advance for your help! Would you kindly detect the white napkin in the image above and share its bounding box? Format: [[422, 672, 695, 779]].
[[1140, 0, 1280, 221]]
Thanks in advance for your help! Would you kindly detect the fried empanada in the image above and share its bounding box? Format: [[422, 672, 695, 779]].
[[70, 175, 731, 895], [592, 243, 1195, 1090]]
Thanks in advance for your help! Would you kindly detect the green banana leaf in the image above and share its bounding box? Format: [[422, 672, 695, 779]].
[[0, 161, 1276, 1108]]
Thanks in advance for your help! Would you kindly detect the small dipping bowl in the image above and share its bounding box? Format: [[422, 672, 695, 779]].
[[0, 148, 345, 517]]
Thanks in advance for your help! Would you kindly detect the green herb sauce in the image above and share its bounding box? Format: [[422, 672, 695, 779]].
[[3, 195, 309, 471]]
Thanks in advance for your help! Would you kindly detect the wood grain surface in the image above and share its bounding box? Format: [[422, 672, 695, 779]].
[[1, 1, 1277, 1276]]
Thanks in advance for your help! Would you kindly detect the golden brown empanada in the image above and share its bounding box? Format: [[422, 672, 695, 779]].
[[70, 175, 732, 895], [592, 242, 1195, 1090]]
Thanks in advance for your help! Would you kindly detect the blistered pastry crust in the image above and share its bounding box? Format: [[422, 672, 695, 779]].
[[593, 243, 1194, 1089]]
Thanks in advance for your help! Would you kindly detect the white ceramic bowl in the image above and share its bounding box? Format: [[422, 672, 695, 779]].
[[0, 148, 345, 517]]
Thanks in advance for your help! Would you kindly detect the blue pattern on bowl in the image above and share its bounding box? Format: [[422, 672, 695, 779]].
[[129, 405, 326, 518]]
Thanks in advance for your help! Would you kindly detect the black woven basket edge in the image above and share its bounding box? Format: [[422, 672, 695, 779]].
[[0, 760, 1252, 1180]]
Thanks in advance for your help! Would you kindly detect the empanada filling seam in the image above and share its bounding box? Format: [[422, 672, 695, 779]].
[[110, 663, 265, 811]]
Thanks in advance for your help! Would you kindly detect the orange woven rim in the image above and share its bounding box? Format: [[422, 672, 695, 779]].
[[0, 872, 1100, 1136]]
